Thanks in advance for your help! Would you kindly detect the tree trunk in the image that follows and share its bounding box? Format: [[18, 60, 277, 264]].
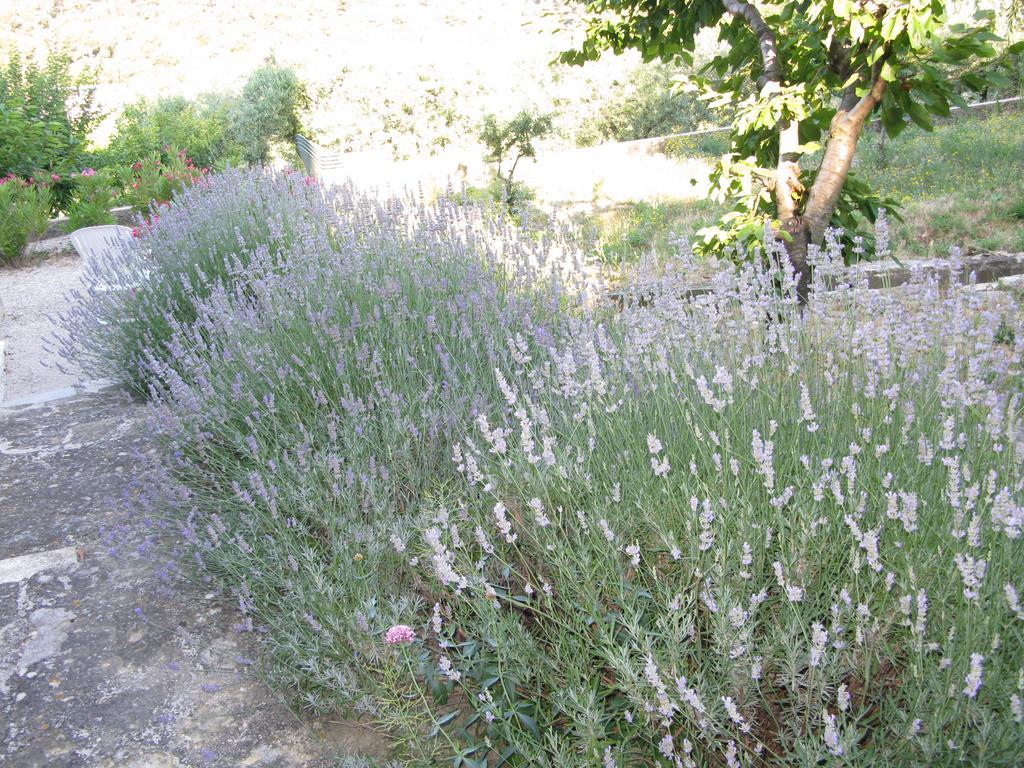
[[775, 118, 810, 303], [782, 71, 889, 302], [779, 215, 812, 305]]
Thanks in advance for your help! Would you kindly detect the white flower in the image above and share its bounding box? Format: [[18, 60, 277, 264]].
[[722, 696, 750, 732], [493, 501, 517, 544], [823, 710, 843, 755], [837, 683, 850, 712], [527, 498, 550, 527], [954, 553, 987, 601], [659, 733, 674, 758], [1005, 583, 1024, 619], [810, 622, 828, 667], [963, 653, 985, 698], [438, 654, 461, 682], [624, 543, 640, 566], [651, 455, 671, 477]]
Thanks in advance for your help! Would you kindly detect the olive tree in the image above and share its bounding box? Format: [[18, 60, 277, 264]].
[[479, 110, 553, 208], [561, 0, 1018, 297]]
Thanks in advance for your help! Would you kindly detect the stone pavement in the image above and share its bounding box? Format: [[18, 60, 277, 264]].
[[0, 389, 390, 767]]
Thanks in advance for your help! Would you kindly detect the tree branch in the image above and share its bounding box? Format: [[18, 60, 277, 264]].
[[721, 1, 802, 222], [721, 0, 782, 88], [848, 57, 889, 124]]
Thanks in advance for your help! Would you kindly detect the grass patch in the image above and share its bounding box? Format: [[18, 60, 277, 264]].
[[580, 198, 726, 267], [854, 110, 1024, 258]]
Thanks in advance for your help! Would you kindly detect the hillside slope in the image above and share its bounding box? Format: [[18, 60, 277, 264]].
[[3, 0, 632, 155]]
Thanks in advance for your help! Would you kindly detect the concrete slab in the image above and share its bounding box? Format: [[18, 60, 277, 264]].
[[0, 547, 79, 585], [0, 390, 390, 766]]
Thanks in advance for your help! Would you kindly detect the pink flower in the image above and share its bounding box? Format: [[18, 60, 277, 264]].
[[384, 624, 416, 645], [51, 173, 61, 182], [80, 167, 96, 177]]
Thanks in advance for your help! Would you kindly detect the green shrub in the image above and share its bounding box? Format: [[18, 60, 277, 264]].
[[229, 58, 309, 166], [411, 262, 1024, 765], [587, 199, 725, 266], [73, 183, 1024, 763], [664, 130, 731, 159], [114, 149, 208, 216], [99, 61, 309, 172], [57, 168, 331, 391], [0, 176, 51, 265], [62, 167, 118, 232], [103, 93, 238, 170], [462, 175, 536, 210], [0, 49, 101, 186], [0, 96, 67, 179], [599, 200, 669, 264], [577, 64, 717, 145]]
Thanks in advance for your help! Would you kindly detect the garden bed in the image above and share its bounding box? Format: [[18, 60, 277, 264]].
[[47, 169, 1024, 766]]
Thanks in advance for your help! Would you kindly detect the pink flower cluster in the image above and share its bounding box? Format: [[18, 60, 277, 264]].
[[384, 624, 416, 645]]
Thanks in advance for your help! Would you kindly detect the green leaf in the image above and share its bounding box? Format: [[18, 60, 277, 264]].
[[516, 710, 541, 738], [881, 105, 905, 138], [494, 745, 519, 767], [908, 15, 926, 48], [429, 710, 459, 737], [880, 12, 904, 41], [906, 101, 933, 131]]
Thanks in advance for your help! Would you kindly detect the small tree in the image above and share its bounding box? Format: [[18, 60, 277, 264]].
[[479, 110, 553, 207], [561, 1, 1019, 298], [230, 58, 309, 167], [579, 63, 718, 144]]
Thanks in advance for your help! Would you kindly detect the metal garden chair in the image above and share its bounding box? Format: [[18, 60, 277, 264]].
[[68, 225, 141, 292], [294, 134, 346, 179]]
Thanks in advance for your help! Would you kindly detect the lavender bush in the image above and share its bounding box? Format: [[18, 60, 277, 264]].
[[55, 167, 336, 391], [62, 170, 1024, 765], [88, 172, 594, 754], [414, 241, 1024, 765]]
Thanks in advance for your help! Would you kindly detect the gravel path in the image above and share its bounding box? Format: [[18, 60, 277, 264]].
[[1, 246, 87, 402], [1, 238, 392, 765]]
